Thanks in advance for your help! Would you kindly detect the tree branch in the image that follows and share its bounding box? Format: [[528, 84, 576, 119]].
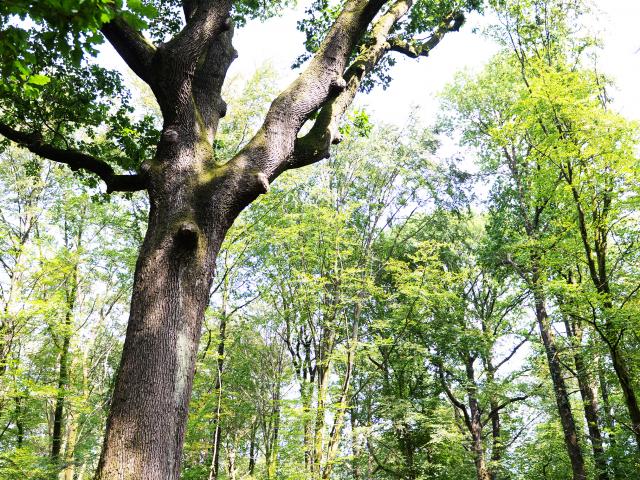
[[289, 5, 466, 170], [0, 123, 147, 193], [389, 11, 465, 59], [288, 0, 415, 170], [162, 0, 233, 70], [101, 16, 156, 83], [228, 0, 390, 182]]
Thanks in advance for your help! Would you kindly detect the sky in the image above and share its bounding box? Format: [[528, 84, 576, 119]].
[[223, 0, 640, 127]]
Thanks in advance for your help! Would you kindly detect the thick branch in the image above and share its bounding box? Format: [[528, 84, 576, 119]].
[[389, 11, 465, 59], [0, 123, 147, 193], [229, 0, 390, 180], [290, 4, 466, 170], [101, 17, 156, 83], [288, 0, 414, 169], [162, 0, 233, 69]]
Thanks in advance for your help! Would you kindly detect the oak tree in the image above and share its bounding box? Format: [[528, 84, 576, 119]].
[[0, 1, 483, 477]]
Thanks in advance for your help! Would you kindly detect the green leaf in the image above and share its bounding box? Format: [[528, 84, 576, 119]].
[[27, 74, 51, 86]]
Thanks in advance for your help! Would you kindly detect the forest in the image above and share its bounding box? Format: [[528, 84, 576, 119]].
[[0, 0, 639, 479]]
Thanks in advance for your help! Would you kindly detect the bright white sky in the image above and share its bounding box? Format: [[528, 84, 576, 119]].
[[225, 0, 640, 126]]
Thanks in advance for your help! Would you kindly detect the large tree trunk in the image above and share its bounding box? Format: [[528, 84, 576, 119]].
[[94, 156, 252, 478], [92, 1, 425, 477], [94, 21, 244, 478], [533, 290, 586, 480]]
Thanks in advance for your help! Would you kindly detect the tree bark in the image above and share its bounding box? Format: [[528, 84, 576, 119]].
[[533, 290, 586, 480]]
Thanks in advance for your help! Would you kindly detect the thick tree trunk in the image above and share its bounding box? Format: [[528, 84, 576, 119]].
[[92, 1, 418, 476], [533, 291, 586, 480], [94, 110, 256, 478], [95, 187, 231, 478], [94, 24, 248, 477]]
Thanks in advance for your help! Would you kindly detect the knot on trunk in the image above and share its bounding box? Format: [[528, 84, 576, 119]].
[[163, 128, 179, 143], [175, 221, 200, 250], [330, 76, 347, 95], [254, 171, 270, 194]]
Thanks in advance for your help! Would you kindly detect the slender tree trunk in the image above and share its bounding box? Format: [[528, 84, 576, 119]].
[[301, 378, 314, 472], [350, 407, 361, 480], [226, 441, 237, 480], [485, 360, 502, 480], [14, 396, 23, 448], [51, 329, 71, 462], [533, 290, 586, 480], [209, 305, 228, 480], [465, 357, 491, 480], [313, 327, 335, 478], [322, 302, 360, 480], [265, 403, 280, 480], [598, 358, 622, 479], [61, 412, 79, 480], [248, 422, 257, 476], [314, 361, 331, 478], [568, 183, 640, 449], [52, 235, 80, 465], [563, 315, 609, 480], [608, 339, 640, 447]]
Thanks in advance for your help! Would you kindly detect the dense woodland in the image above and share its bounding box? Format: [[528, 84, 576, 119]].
[[1, 0, 640, 479]]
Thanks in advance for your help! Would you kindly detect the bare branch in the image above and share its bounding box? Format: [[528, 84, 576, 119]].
[[0, 123, 147, 193]]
